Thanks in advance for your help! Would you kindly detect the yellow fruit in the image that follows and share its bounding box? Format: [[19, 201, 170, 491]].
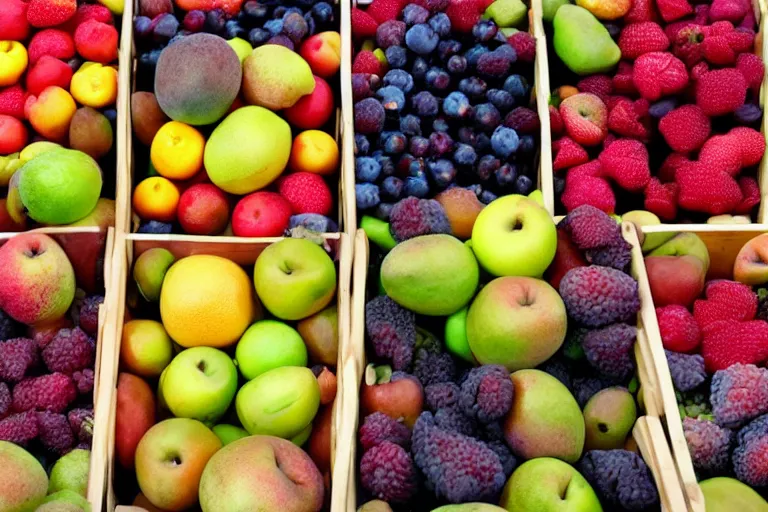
[[575, 0, 631, 20], [160, 255, 260, 348]]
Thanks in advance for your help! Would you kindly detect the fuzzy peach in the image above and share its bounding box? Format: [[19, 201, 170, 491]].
[[150, 121, 205, 180], [0, 41, 27, 86], [0, 441, 48, 512], [299, 32, 341, 78], [70, 62, 118, 108], [288, 130, 338, 176], [283, 75, 334, 129], [24, 86, 76, 140], [0, 114, 27, 154], [133, 176, 180, 222]]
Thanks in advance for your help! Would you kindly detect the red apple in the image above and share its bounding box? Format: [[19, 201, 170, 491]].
[[645, 255, 707, 308], [231, 191, 292, 237], [307, 403, 332, 473], [360, 365, 423, 428], [545, 229, 587, 290], [299, 31, 341, 78], [177, 184, 230, 236], [559, 93, 608, 146], [284, 76, 334, 130]]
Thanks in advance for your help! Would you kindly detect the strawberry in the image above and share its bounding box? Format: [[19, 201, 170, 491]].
[[633, 52, 689, 101], [659, 153, 691, 182], [618, 22, 670, 60], [549, 105, 564, 136], [608, 97, 650, 140], [645, 178, 678, 220], [612, 62, 637, 95], [673, 25, 706, 67], [366, 0, 403, 24], [553, 136, 588, 172], [657, 0, 693, 22], [702, 35, 736, 65], [351, 7, 379, 39], [676, 163, 743, 215], [577, 75, 613, 102], [598, 138, 651, 192], [561, 162, 616, 214], [625, 0, 659, 23], [445, 0, 483, 33], [352, 50, 384, 76], [709, 0, 749, 23], [699, 134, 743, 176], [701, 320, 768, 372]]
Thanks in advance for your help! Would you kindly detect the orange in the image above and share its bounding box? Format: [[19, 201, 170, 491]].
[[288, 130, 339, 176], [133, 176, 180, 222], [150, 121, 205, 180]]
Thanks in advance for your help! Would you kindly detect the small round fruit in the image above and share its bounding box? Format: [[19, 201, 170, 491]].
[[150, 121, 205, 180], [0, 115, 27, 155], [121, 319, 174, 378], [235, 320, 308, 380], [177, 184, 230, 235], [133, 176, 180, 222], [283, 75, 334, 129], [288, 130, 339, 176], [435, 187, 484, 240], [232, 191, 292, 237]]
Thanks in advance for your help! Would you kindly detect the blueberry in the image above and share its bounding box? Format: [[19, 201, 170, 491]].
[[457, 127, 476, 146], [476, 154, 500, 180], [409, 157, 427, 176], [409, 136, 430, 157], [429, 131, 454, 156], [472, 19, 497, 42], [356, 183, 381, 209], [503, 75, 528, 100], [480, 190, 498, 204], [412, 57, 429, 81], [134, 16, 152, 38], [382, 131, 408, 154], [398, 153, 415, 174], [268, 34, 294, 50], [375, 153, 396, 177], [735, 103, 763, 124], [311, 2, 334, 24], [282, 12, 308, 43], [403, 4, 429, 25], [603, 22, 621, 39], [225, 20, 246, 40], [474, 133, 491, 152], [459, 77, 487, 99], [356, 156, 382, 182], [473, 103, 501, 131], [400, 114, 422, 136], [518, 135, 535, 154], [153, 13, 179, 41], [381, 176, 404, 200], [466, 183, 483, 197], [374, 202, 395, 221], [385, 46, 408, 69], [443, 91, 471, 118], [495, 163, 517, 187], [168, 33, 186, 46], [138, 49, 162, 70], [428, 13, 451, 38], [273, 6, 288, 18], [103, 109, 117, 123], [453, 143, 477, 166], [289, 214, 338, 232], [554, 175, 566, 195], [138, 221, 173, 234], [425, 67, 450, 92], [355, 134, 371, 155], [447, 55, 467, 74], [490, 126, 520, 158], [405, 24, 439, 55], [493, 44, 517, 63], [242, 1, 268, 23], [249, 27, 271, 45], [514, 175, 534, 195], [486, 89, 514, 112], [182, 10, 206, 32], [412, 91, 439, 117], [264, 18, 284, 36], [304, 12, 317, 36], [432, 118, 449, 132], [649, 98, 678, 118], [376, 86, 406, 112], [383, 69, 414, 93], [464, 44, 489, 67], [428, 159, 457, 188], [437, 40, 462, 61], [404, 175, 430, 197], [205, 9, 227, 33]]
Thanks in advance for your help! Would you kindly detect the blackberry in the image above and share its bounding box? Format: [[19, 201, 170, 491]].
[[359, 412, 410, 450], [42, 328, 95, 376], [365, 296, 416, 370], [459, 365, 514, 424], [434, 406, 476, 436], [425, 382, 460, 411], [579, 450, 659, 511], [37, 411, 75, 454], [582, 324, 637, 382], [389, 197, 451, 242]]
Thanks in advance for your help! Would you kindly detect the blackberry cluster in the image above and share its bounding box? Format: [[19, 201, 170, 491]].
[[353, 9, 538, 218]]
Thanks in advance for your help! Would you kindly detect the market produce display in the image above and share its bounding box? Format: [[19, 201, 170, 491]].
[[545, 0, 766, 222], [0, 0, 121, 232], [0, 232, 107, 511], [130, 0, 341, 235], [356, 196, 664, 511], [645, 231, 768, 508], [351, 0, 542, 226], [113, 238, 339, 511]]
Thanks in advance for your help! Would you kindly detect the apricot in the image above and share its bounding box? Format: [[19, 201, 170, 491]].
[[133, 176, 180, 222], [150, 121, 205, 180], [288, 130, 339, 176], [0, 41, 27, 86], [299, 32, 341, 78], [24, 86, 76, 140], [70, 62, 118, 108]]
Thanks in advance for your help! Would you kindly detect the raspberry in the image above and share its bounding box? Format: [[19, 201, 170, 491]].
[[389, 197, 451, 242], [352, 50, 384, 76], [613, 62, 637, 95], [425, 382, 460, 411], [656, 0, 694, 22], [736, 53, 764, 95], [702, 35, 736, 65], [626, 0, 660, 23], [698, 134, 743, 176], [365, 296, 416, 371], [607, 98, 650, 140], [709, 0, 749, 23], [360, 441, 418, 503], [549, 105, 564, 136], [27, 0, 76, 27], [445, 0, 483, 33], [656, 305, 700, 352], [710, 364, 768, 427], [582, 324, 637, 381], [577, 75, 613, 103], [12, 373, 76, 413], [736, 176, 761, 214], [559, 204, 621, 250], [76, 295, 103, 338], [359, 412, 411, 450], [579, 450, 659, 511], [73, 369, 94, 395], [693, 280, 757, 331], [27, 28, 75, 65], [354, 97, 385, 134], [598, 138, 651, 192], [633, 52, 689, 101], [351, 7, 378, 39], [619, 22, 670, 60], [67, 408, 93, 443], [42, 328, 94, 376], [553, 136, 588, 172], [702, 321, 768, 372], [676, 164, 742, 215], [0, 412, 38, 445], [277, 172, 333, 216], [503, 107, 539, 134], [506, 32, 535, 63], [559, 266, 640, 328], [37, 411, 74, 454], [644, 178, 678, 221], [366, 0, 403, 24], [459, 365, 514, 424], [658, 152, 690, 182], [683, 417, 733, 475], [732, 414, 768, 487], [658, 105, 710, 153], [0, 86, 27, 120], [730, 126, 766, 167], [666, 350, 707, 392], [561, 164, 616, 214], [0, 338, 39, 383], [0, 383, 10, 420], [696, 68, 747, 116]]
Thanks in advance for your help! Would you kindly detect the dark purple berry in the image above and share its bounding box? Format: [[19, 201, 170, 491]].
[[355, 98, 386, 134], [376, 86, 406, 112], [356, 183, 381, 210], [242, 1, 268, 22], [428, 159, 457, 188], [225, 20, 247, 40], [453, 143, 477, 166], [649, 98, 677, 118], [458, 127, 476, 145], [518, 134, 535, 154], [356, 156, 381, 182], [153, 13, 179, 41], [474, 132, 491, 152], [603, 22, 621, 39], [352, 73, 379, 102], [425, 67, 451, 92], [432, 118, 449, 132], [382, 176, 404, 200], [400, 114, 422, 136], [503, 74, 528, 99], [514, 174, 534, 195], [412, 91, 439, 117], [304, 12, 317, 36], [734, 103, 762, 124], [473, 103, 501, 131], [476, 154, 500, 180], [429, 131, 454, 156], [311, 2, 334, 26], [412, 57, 429, 81], [383, 70, 414, 93], [464, 44, 489, 67], [428, 12, 451, 37], [487, 89, 514, 112], [375, 202, 395, 220], [495, 163, 517, 187], [447, 55, 467, 74], [409, 157, 427, 176], [182, 11, 205, 32], [493, 44, 517, 63], [403, 4, 430, 25], [282, 12, 308, 43], [377, 20, 406, 49], [459, 77, 487, 99], [437, 39, 462, 61], [477, 52, 510, 78], [554, 175, 566, 195], [205, 9, 227, 33], [404, 176, 430, 197], [375, 153, 396, 177], [382, 131, 408, 154], [356, 134, 371, 155], [385, 46, 408, 69], [472, 19, 497, 42], [134, 16, 152, 38], [410, 136, 430, 157], [480, 189, 498, 204], [264, 18, 283, 36], [249, 27, 271, 46], [267, 34, 294, 50]]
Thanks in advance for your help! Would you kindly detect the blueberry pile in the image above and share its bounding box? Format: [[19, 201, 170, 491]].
[[353, 10, 539, 220]]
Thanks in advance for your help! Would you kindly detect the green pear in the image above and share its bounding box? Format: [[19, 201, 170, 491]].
[[700, 477, 768, 511], [553, 5, 620, 75], [648, 232, 710, 272], [39, 490, 90, 511], [48, 449, 90, 497], [483, 0, 527, 28], [360, 215, 396, 251], [543, 0, 572, 21], [583, 387, 637, 450]]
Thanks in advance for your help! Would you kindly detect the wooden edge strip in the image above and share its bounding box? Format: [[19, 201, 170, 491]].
[[340, 0, 357, 239], [530, 0, 555, 217], [634, 416, 689, 512]]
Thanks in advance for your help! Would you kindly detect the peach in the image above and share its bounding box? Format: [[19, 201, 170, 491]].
[[177, 183, 230, 235], [0, 114, 26, 154], [70, 62, 118, 108], [150, 121, 205, 180], [283, 75, 334, 129], [132, 92, 169, 146], [360, 365, 423, 428], [135, 418, 221, 511], [26, 55, 73, 96], [0, 41, 27, 86], [0, 441, 48, 512], [133, 493, 171, 512], [307, 403, 333, 473], [198, 435, 324, 512], [68, 106, 113, 160], [116, 373, 157, 469], [289, 130, 339, 176], [121, 320, 173, 378], [0, 233, 75, 325], [24, 86, 76, 141], [645, 255, 707, 307], [435, 187, 484, 240], [231, 191, 292, 237], [133, 176, 180, 223], [734, 233, 768, 285], [299, 32, 341, 78]]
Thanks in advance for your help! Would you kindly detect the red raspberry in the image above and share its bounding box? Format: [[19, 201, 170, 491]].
[[504, 107, 539, 134], [696, 68, 747, 116], [676, 163, 742, 215], [0, 338, 39, 383], [709, 0, 749, 23], [553, 136, 588, 172], [352, 50, 384, 76], [612, 62, 637, 96], [12, 373, 76, 413], [699, 134, 743, 176], [618, 22, 670, 60], [644, 178, 678, 221], [366, 0, 404, 24], [633, 52, 689, 101], [445, 0, 483, 33], [0, 412, 38, 445], [702, 320, 768, 372], [658, 105, 711, 153], [656, 304, 700, 352], [730, 127, 766, 167], [702, 35, 736, 65], [673, 25, 706, 67], [42, 327, 94, 376], [507, 32, 535, 63], [37, 411, 74, 454], [626, 0, 660, 23], [277, 172, 333, 216], [659, 152, 691, 182], [694, 280, 757, 332]]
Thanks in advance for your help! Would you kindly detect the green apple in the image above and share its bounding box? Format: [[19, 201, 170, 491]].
[[162, 347, 238, 424], [432, 505, 506, 511], [253, 238, 336, 321], [648, 232, 710, 271], [133, 248, 175, 302], [707, 214, 752, 224], [39, 489, 89, 510], [528, 189, 544, 207], [444, 306, 475, 364], [471, 194, 557, 277], [290, 422, 312, 446], [212, 424, 249, 446], [48, 449, 90, 497], [235, 320, 308, 380], [621, 210, 674, 253], [500, 458, 603, 511], [236, 366, 320, 440], [227, 37, 252, 63]]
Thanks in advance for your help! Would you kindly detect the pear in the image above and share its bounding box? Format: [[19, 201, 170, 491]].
[[553, 5, 620, 75], [700, 477, 768, 511], [542, 0, 571, 21], [583, 387, 637, 450], [483, 0, 527, 28]]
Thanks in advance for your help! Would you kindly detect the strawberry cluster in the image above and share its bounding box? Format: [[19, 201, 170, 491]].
[[550, 0, 765, 222]]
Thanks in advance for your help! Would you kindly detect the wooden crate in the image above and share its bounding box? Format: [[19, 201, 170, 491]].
[[636, 223, 768, 512], [339, 226, 686, 511], [535, 0, 768, 226], [0, 227, 115, 512], [121, 0, 353, 238], [99, 232, 352, 512]]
